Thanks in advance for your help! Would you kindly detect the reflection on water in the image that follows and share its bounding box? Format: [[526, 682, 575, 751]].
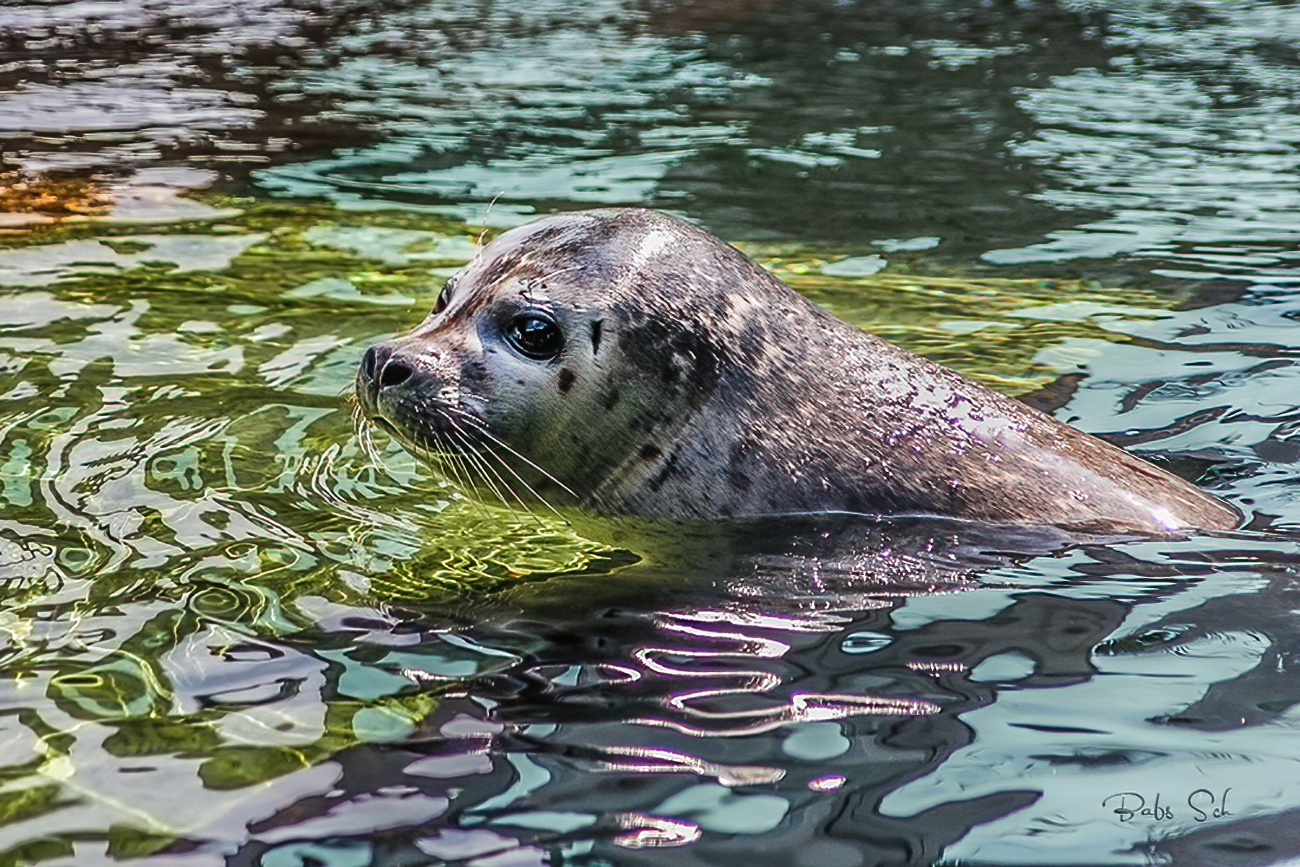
[[10, 0, 1300, 260], [993, 2, 1300, 273], [3, 0, 1300, 865], [4, 203, 1297, 866]]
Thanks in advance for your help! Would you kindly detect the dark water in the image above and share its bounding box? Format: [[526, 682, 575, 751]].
[[4, 1, 1300, 865]]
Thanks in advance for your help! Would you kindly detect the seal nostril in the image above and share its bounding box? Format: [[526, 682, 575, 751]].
[[380, 360, 413, 389], [361, 346, 378, 381]]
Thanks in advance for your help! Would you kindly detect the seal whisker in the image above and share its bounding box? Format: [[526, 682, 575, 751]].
[[533, 262, 584, 285], [436, 429, 476, 490], [476, 192, 504, 254], [404, 420, 476, 514], [467, 445, 555, 531], [433, 432, 497, 522], [448, 409, 578, 500], [441, 409, 565, 516], [449, 426, 530, 514], [475, 437, 566, 519], [426, 406, 563, 519], [449, 432, 506, 503], [454, 422, 575, 514], [352, 400, 383, 465]]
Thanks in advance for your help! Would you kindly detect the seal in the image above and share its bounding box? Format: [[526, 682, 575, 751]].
[[355, 208, 1239, 535]]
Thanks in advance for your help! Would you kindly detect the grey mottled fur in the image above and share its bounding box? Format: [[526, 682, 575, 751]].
[[357, 208, 1239, 534]]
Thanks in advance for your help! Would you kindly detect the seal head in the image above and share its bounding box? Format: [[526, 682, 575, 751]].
[[356, 208, 1239, 535]]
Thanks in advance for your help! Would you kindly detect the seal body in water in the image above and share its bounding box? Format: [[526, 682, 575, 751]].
[[355, 208, 1239, 535]]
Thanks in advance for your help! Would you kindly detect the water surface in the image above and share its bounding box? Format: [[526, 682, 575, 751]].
[[3, 1, 1300, 865]]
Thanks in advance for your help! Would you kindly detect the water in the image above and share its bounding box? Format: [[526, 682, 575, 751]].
[[3, 1, 1300, 864]]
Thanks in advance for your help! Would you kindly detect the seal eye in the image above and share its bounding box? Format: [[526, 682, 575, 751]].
[[433, 282, 452, 314], [506, 313, 564, 361]]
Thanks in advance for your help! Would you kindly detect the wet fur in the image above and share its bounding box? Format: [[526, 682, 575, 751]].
[[357, 208, 1240, 534]]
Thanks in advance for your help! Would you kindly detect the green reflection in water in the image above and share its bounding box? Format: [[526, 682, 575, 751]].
[[0, 197, 1171, 607], [749, 246, 1165, 394], [0, 195, 1180, 854], [0, 198, 616, 608]]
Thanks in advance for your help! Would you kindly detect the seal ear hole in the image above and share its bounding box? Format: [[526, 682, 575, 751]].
[[590, 320, 603, 354], [505, 313, 564, 361]]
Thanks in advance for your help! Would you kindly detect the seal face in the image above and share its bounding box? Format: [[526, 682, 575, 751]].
[[355, 208, 1240, 535]]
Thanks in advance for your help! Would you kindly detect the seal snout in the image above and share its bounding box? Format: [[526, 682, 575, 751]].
[[357, 342, 416, 413]]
